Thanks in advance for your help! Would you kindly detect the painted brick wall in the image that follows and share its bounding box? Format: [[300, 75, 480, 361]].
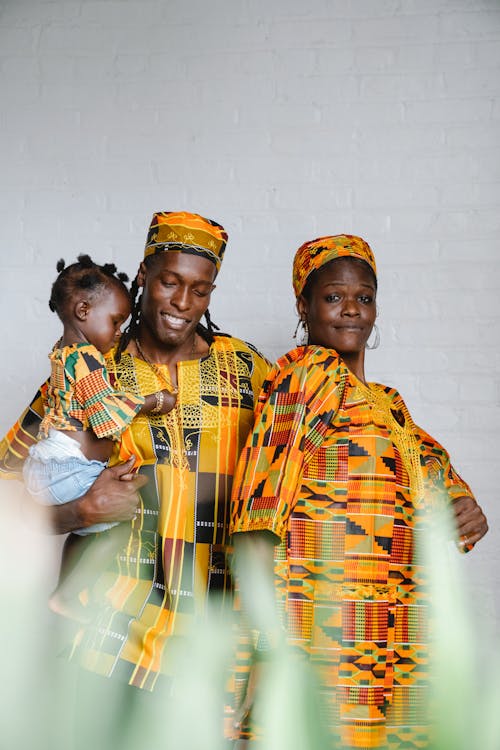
[[0, 0, 499, 620]]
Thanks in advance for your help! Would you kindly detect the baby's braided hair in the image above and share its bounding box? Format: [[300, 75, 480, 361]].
[[49, 253, 130, 321]]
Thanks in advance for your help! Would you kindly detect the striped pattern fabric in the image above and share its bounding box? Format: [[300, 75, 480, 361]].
[[0, 335, 270, 691], [0, 387, 46, 477], [40, 342, 145, 441], [230, 345, 474, 749]]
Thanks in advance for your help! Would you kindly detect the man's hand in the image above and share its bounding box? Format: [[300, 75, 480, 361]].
[[49, 456, 148, 534]]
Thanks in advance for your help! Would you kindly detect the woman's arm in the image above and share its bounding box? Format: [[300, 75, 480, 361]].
[[233, 530, 280, 636], [414, 423, 488, 550], [230, 531, 281, 740]]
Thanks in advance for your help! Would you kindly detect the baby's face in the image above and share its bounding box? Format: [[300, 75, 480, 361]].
[[83, 283, 131, 355]]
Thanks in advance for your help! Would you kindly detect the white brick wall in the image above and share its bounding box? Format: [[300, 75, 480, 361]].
[[0, 0, 499, 625]]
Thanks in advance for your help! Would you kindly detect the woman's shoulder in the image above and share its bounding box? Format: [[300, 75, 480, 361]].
[[371, 382, 415, 418], [262, 346, 350, 396], [368, 381, 417, 429], [369, 380, 405, 404], [273, 344, 347, 376]]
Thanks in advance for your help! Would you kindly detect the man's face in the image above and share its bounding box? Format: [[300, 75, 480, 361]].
[[138, 251, 216, 350]]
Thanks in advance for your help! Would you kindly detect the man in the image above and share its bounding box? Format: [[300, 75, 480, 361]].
[[0, 211, 270, 748]]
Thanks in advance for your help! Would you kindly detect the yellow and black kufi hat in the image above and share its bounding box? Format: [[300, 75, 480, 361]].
[[144, 211, 228, 274]]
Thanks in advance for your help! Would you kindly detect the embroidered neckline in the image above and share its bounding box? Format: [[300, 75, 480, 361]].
[[357, 381, 425, 503]]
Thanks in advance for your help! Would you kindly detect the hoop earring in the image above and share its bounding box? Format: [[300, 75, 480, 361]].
[[293, 318, 308, 346], [365, 323, 380, 350]]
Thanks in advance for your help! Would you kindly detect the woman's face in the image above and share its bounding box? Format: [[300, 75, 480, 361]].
[[297, 257, 377, 375], [138, 251, 216, 350]]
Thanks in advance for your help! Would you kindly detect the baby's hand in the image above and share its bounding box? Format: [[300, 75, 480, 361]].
[[158, 388, 177, 414]]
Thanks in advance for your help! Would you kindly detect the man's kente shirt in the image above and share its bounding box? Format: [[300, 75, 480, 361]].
[[0, 333, 270, 690]]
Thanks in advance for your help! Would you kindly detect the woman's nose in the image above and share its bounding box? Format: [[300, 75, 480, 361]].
[[341, 298, 360, 316]]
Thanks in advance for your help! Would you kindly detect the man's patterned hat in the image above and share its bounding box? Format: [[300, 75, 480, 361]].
[[144, 211, 228, 273], [292, 234, 377, 297]]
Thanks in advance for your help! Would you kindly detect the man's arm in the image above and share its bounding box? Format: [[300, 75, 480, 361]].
[[2, 383, 148, 534], [23, 456, 147, 535], [0, 385, 47, 477]]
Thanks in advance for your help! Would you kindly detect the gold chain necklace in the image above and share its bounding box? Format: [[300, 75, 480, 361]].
[[135, 338, 179, 394]]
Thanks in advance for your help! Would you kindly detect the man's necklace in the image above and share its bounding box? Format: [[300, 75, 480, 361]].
[[135, 338, 179, 394]]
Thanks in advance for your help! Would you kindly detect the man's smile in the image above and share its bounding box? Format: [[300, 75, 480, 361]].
[[161, 312, 190, 329]]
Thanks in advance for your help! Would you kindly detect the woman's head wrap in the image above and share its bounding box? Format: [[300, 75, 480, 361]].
[[292, 234, 377, 297], [144, 211, 228, 274]]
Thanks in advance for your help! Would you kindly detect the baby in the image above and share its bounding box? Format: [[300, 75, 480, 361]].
[[23, 254, 176, 621]]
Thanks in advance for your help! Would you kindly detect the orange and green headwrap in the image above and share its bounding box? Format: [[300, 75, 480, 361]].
[[292, 234, 377, 297], [144, 211, 228, 273]]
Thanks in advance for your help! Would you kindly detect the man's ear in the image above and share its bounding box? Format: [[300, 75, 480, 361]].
[[136, 261, 147, 288], [74, 299, 89, 321]]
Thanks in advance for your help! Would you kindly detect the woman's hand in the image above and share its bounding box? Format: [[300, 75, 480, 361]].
[[48, 456, 148, 534], [452, 495, 488, 550]]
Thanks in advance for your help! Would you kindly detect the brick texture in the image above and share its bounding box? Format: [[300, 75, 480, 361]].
[[0, 0, 499, 632]]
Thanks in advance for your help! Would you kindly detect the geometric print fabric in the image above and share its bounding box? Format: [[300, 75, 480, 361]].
[[230, 345, 475, 749], [0, 334, 271, 691]]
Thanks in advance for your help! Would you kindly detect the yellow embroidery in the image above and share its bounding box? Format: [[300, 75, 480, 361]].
[[357, 382, 425, 503]]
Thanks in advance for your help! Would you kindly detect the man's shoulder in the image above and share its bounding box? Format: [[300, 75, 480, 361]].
[[212, 333, 270, 366]]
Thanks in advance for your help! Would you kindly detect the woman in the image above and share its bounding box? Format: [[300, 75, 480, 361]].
[[229, 235, 488, 749]]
